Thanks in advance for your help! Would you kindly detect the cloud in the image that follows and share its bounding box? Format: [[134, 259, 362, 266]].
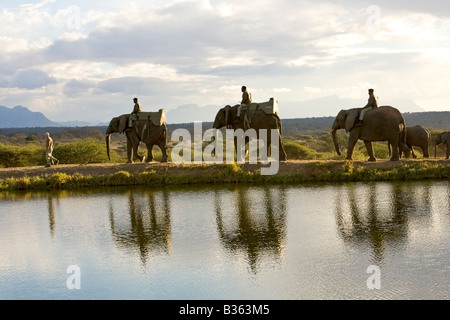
[[63, 79, 95, 97], [1, 0, 450, 122], [96, 77, 168, 95], [1, 69, 56, 90]]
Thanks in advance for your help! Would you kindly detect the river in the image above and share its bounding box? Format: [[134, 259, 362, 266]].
[[0, 180, 449, 300]]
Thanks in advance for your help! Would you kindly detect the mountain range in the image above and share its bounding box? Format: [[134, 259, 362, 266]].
[[0, 96, 433, 128], [0, 105, 100, 128]]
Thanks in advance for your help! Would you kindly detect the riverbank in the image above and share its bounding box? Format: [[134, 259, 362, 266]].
[[1, 159, 449, 191]]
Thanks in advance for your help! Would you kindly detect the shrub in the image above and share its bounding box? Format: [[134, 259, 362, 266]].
[[53, 138, 118, 164], [0, 143, 45, 168], [283, 139, 317, 160]]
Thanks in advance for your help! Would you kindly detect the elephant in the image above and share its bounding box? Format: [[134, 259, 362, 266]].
[[435, 131, 450, 159], [331, 105, 408, 162], [389, 125, 430, 158], [212, 103, 287, 161], [105, 113, 168, 163]]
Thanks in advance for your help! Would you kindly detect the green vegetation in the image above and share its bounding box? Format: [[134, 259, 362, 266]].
[[1, 161, 449, 191], [0, 139, 119, 168], [1, 118, 449, 167]]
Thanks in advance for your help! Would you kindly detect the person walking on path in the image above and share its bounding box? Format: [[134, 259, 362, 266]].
[[45, 132, 59, 167]]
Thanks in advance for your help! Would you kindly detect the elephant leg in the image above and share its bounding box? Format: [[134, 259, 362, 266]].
[[126, 139, 133, 163], [364, 140, 376, 162], [346, 134, 359, 160], [422, 146, 429, 158], [146, 144, 153, 162], [132, 142, 145, 163], [265, 132, 272, 159], [446, 144, 450, 160], [159, 141, 168, 163], [270, 129, 287, 162], [389, 139, 400, 161], [409, 146, 417, 158]]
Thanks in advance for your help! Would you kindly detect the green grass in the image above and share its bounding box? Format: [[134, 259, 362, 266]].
[[1, 161, 449, 191]]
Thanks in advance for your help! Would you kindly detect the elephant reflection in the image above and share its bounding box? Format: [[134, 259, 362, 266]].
[[335, 183, 410, 264], [335, 181, 435, 264], [109, 189, 171, 264], [215, 186, 287, 274]]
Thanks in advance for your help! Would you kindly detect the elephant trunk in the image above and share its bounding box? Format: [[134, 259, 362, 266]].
[[106, 134, 111, 161], [332, 129, 341, 156]]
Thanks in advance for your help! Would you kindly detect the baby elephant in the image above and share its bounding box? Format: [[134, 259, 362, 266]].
[[435, 131, 450, 160], [390, 125, 430, 158], [405, 125, 431, 158]]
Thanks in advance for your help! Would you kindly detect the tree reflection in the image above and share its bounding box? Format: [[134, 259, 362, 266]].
[[109, 189, 171, 265], [215, 186, 287, 274], [334, 181, 434, 265]]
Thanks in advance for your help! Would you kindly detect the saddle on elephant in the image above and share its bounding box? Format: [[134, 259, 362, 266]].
[[240, 98, 279, 129], [129, 109, 167, 127]]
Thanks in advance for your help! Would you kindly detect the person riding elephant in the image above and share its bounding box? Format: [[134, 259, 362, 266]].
[[354, 89, 378, 127], [235, 86, 252, 123], [213, 101, 287, 162], [331, 105, 408, 162], [106, 112, 168, 163], [435, 131, 450, 159], [126, 97, 142, 132]]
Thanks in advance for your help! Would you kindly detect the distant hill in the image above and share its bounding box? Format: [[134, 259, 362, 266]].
[[0, 105, 60, 128], [0, 105, 100, 128], [1, 102, 449, 131]]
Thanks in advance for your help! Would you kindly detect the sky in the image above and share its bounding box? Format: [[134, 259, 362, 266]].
[[0, 0, 450, 123]]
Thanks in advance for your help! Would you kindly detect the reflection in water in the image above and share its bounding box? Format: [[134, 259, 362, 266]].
[[334, 181, 436, 265], [47, 195, 56, 237], [1, 181, 450, 299], [215, 186, 287, 274], [108, 189, 172, 265]]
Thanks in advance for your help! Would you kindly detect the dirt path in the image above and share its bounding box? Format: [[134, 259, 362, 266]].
[[1, 159, 449, 180]]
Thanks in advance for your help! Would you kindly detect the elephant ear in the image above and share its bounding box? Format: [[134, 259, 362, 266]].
[[345, 109, 359, 133], [119, 115, 127, 133]]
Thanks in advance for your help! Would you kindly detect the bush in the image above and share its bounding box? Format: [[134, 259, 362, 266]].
[[0, 138, 119, 168], [0, 143, 45, 168], [283, 139, 317, 160], [53, 138, 118, 164]]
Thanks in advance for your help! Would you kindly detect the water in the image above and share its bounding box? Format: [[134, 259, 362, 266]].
[[0, 180, 449, 300]]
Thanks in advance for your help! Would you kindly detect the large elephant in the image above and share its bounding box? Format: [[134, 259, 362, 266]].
[[331, 105, 408, 162], [105, 113, 168, 163], [435, 131, 450, 159], [212, 103, 287, 161]]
